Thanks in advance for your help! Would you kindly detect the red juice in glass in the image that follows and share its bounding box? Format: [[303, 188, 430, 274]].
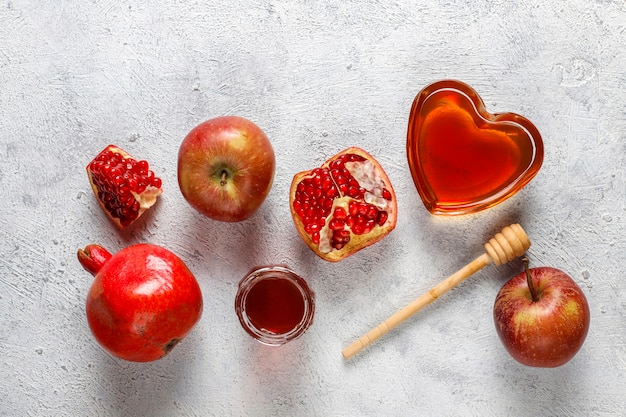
[[235, 265, 315, 346]]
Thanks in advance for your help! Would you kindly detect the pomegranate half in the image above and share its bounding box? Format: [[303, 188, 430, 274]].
[[86, 144, 162, 228], [77, 243, 203, 362], [290, 147, 397, 262]]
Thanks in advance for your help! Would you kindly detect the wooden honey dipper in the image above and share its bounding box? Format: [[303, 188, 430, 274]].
[[342, 223, 531, 360]]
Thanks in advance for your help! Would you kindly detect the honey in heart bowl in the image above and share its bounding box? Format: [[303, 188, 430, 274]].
[[406, 80, 544, 215]]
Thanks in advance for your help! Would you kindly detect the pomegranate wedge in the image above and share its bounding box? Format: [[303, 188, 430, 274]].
[[86, 144, 162, 228], [290, 147, 397, 262]]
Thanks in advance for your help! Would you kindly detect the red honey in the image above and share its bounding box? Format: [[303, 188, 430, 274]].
[[407, 80, 544, 215], [244, 276, 305, 334], [235, 265, 315, 346]]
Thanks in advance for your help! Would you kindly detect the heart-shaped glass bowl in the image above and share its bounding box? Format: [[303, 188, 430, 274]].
[[407, 80, 544, 215]]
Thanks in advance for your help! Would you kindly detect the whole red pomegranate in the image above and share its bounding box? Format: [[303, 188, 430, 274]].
[[290, 147, 397, 262], [77, 243, 203, 362]]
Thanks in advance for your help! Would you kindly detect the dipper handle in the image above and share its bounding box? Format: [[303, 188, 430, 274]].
[[342, 223, 530, 360]]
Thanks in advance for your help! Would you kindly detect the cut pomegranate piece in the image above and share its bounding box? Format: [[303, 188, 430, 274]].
[[86, 144, 163, 228], [290, 147, 397, 262]]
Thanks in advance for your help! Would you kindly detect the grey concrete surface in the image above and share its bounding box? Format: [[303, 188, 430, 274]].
[[1, 1, 625, 416]]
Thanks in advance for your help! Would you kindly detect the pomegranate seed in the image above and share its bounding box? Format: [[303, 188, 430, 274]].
[[305, 222, 320, 234], [331, 229, 351, 250], [348, 202, 358, 217], [151, 177, 162, 188], [329, 218, 345, 230], [334, 207, 346, 219], [127, 178, 137, 191], [136, 160, 149, 174], [347, 186, 360, 197], [377, 211, 388, 226], [366, 206, 378, 219]]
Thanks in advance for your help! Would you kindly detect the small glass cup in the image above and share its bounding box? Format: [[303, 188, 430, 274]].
[[235, 265, 315, 346]]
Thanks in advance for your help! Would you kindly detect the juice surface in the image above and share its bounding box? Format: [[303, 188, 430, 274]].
[[244, 277, 305, 334]]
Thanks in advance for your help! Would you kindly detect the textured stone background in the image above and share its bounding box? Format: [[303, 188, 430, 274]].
[[1, 0, 625, 416]]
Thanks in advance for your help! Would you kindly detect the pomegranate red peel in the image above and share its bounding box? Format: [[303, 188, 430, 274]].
[[77, 244, 113, 276], [77, 243, 203, 362], [86, 144, 163, 229], [290, 147, 397, 262]]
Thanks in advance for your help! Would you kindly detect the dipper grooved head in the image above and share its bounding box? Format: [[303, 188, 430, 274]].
[[484, 223, 530, 266]]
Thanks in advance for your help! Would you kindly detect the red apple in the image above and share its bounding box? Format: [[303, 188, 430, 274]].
[[493, 258, 590, 367], [177, 116, 275, 222]]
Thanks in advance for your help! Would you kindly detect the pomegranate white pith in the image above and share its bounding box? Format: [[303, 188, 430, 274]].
[[290, 147, 397, 262], [86, 145, 162, 228]]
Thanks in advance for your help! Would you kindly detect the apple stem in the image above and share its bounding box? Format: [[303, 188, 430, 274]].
[[523, 257, 539, 302], [220, 170, 228, 186]]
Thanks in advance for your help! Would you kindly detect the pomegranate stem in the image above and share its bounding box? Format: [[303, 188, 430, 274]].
[[77, 244, 112, 276], [523, 257, 539, 302]]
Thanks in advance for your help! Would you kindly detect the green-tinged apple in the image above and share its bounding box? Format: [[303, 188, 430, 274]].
[[493, 258, 590, 367], [178, 116, 275, 222]]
